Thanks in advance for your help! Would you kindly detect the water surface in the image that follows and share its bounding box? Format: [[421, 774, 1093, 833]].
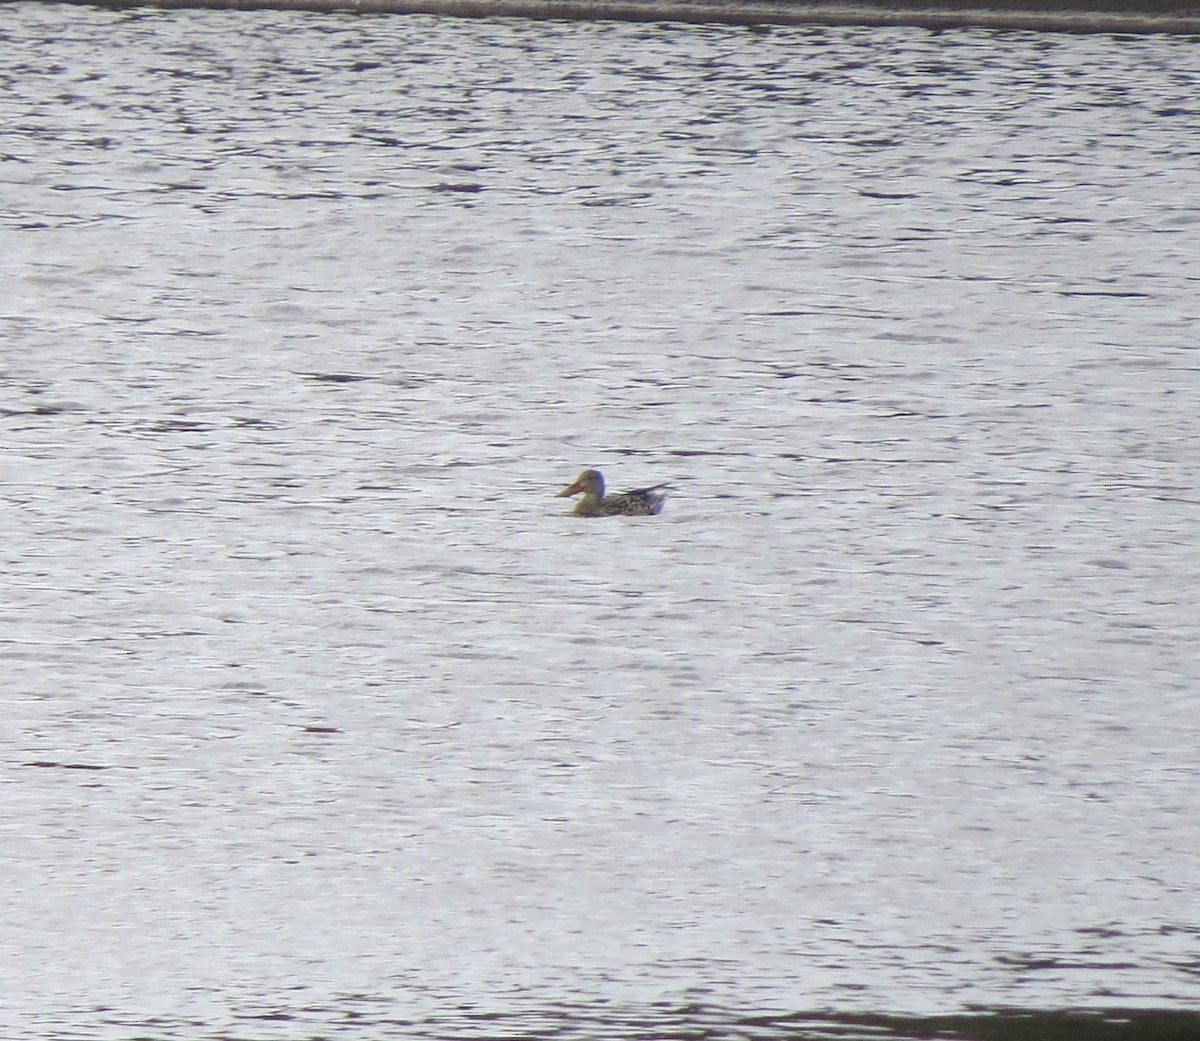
[[2, 4, 1198, 1038]]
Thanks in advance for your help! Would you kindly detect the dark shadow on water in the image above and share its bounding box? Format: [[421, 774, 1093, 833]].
[[41, 0, 1200, 35], [222, 1004, 1200, 1041], [473, 1006, 1200, 1041], [78, 1003, 1200, 1039], [761, 1008, 1200, 1041]]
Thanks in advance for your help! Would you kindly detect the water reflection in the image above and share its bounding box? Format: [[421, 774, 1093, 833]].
[[3, 4, 1199, 1039], [70, 1003, 1200, 1040]]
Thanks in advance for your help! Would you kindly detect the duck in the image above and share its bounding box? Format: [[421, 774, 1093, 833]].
[[556, 468, 666, 517]]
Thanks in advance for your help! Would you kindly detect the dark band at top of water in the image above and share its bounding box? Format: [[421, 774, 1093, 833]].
[[42, 0, 1200, 33]]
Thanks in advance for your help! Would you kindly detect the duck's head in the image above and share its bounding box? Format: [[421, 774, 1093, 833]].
[[557, 468, 605, 499]]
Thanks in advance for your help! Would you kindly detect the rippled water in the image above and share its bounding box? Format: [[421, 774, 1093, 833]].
[[3, 3, 1199, 1038]]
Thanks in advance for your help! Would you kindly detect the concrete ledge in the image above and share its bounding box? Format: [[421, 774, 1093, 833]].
[[44, 0, 1200, 33]]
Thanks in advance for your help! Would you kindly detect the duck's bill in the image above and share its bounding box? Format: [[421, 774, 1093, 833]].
[[557, 480, 584, 498]]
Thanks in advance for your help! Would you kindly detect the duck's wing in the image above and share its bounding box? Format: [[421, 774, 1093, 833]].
[[609, 485, 667, 515]]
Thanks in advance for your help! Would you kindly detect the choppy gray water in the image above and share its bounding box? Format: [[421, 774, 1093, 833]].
[[2, 3, 1199, 1038]]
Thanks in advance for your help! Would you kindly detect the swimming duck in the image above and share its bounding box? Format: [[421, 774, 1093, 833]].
[[557, 469, 666, 517]]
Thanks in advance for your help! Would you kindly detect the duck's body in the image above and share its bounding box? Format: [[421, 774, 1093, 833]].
[[557, 469, 666, 517]]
